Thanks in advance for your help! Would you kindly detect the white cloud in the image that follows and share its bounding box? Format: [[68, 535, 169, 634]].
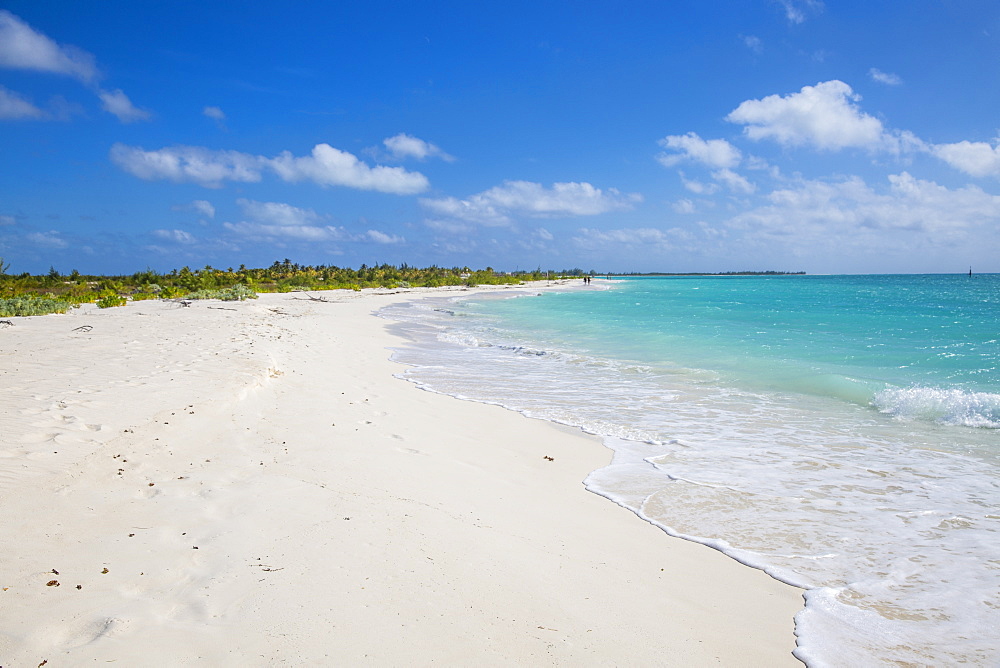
[[171, 200, 217, 218], [672, 199, 696, 214], [192, 200, 215, 218], [223, 221, 345, 241], [726, 80, 887, 151], [236, 198, 322, 227], [110, 144, 264, 187], [383, 133, 455, 161], [712, 168, 756, 194], [152, 229, 195, 244], [224, 198, 348, 241], [269, 143, 429, 194], [421, 180, 641, 226], [421, 195, 509, 226], [742, 35, 763, 54], [657, 132, 742, 169], [680, 174, 720, 195], [0, 214, 16, 225], [869, 68, 902, 86], [0, 84, 44, 119], [98, 88, 151, 123], [930, 140, 1000, 178], [726, 173, 1000, 247], [573, 227, 678, 250], [0, 11, 98, 82], [26, 230, 68, 248], [112, 142, 430, 193], [0, 12, 149, 125], [203, 106, 225, 121], [535, 227, 554, 241], [366, 229, 404, 244], [776, 0, 824, 24]]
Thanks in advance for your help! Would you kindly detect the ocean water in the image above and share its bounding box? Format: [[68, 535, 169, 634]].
[[379, 275, 1000, 667]]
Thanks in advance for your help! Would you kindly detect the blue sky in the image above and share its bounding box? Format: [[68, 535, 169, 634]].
[[3, 1, 1000, 275]]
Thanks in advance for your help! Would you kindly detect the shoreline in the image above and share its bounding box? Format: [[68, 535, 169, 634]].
[[0, 286, 804, 665]]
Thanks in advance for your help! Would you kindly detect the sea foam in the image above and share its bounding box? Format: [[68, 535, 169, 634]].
[[380, 276, 1000, 666], [873, 386, 1000, 428]]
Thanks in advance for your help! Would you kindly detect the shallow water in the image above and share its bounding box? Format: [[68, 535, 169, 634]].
[[381, 275, 1000, 667]]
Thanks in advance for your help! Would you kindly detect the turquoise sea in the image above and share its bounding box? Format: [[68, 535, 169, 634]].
[[380, 275, 1000, 667]]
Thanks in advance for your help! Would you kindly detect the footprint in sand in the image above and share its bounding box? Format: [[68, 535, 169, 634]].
[[57, 616, 130, 650]]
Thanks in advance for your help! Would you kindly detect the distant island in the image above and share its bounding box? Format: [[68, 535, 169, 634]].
[[605, 271, 807, 276]]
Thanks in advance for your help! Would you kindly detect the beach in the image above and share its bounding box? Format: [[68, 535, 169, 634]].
[[0, 286, 803, 666]]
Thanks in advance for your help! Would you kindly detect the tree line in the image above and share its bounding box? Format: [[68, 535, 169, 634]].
[[0, 259, 568, 307]]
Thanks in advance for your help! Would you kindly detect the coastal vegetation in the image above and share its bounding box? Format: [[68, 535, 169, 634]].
[[0, 257, 807, 316], [0, 259, 563, 316]]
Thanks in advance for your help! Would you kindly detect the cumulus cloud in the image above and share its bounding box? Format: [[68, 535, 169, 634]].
[[0, 214, 16, 225], [657, 132, 742, 169], [152, 229, 195, 244], [203, 106, 225, 121], [223, 220, 344, 241], [0, 11, 150, 124], [192, 200, 215, 218], [98, 88, 151, 122], [171, 199, 216, 218], [110, 144, 264, 188], [0, 84, 44, 119], [111, 142, 427, 194], [223, 198, 348, 241], [421, 195, 508, 226], [680, 174, 720, 195], [383, 133, 455, 161], [726, 172, 1000, 246], [930, 140, 1000, 179], [236, 198, 322, 227], [726, 80, 888, 151], [713, 168, 756, 194], [366, 229, 405, 244], [421, 180, 641, 226], [270, 143, 429, 194], [0, 10, 98, 82], [869, 68, 902, 86]]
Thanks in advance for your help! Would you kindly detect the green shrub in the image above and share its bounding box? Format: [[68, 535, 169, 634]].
[[96, 294, 127, 308], [159, 286, 186, 299], [0, 295, 73, 316], [182, 285, 258, 301]]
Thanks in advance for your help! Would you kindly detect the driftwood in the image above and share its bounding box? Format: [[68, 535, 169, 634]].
[[71, 325, 93, 332], [291, 291, 333, 303], [207, 306, 237, 311], [0, 320, 12, 328]]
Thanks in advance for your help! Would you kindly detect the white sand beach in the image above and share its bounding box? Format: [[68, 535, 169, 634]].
[[0, 287, 803, 666]]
